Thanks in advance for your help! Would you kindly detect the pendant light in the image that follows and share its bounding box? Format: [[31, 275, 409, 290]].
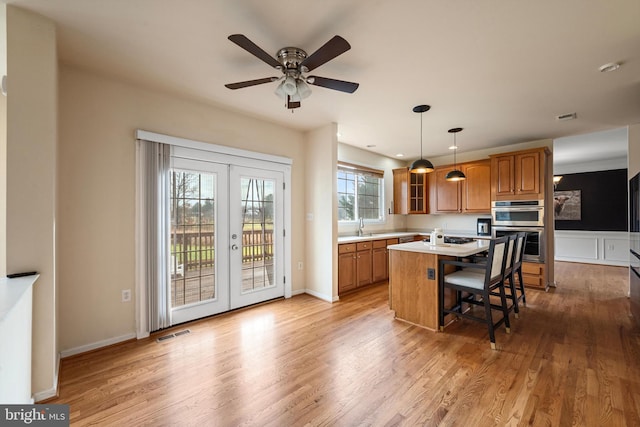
[[445, 127, 466, 181], [409, 105, 434, 173]]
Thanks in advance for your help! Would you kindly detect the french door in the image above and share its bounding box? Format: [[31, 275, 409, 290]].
[[169, 161, 285, 325], [170, 158, 230, 324], [229, 166, 285, 309]]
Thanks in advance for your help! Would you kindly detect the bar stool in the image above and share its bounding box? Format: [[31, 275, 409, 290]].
[[510, 231, 527, 308], [438, 236, 511, 350]]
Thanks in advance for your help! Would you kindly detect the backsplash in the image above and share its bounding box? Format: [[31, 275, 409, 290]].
[[406, 214, 492, 233], [337, 213, 407, 236]]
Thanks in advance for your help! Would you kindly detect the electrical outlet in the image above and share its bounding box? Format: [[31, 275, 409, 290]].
[[427, 268, 435, 280], [122, 289, 131, 302], [297, 261, 303, 270]]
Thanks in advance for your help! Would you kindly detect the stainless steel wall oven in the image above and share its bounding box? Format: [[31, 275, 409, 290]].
[[491, 200, 544, 227], [492, 226, 544, 263]]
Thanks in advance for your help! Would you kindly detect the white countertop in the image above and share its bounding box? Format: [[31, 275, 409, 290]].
[[337, 229, 492, 244], [387, 239, 491, 257], [0, 274, 39, 321], [338, 232, 419, 244]]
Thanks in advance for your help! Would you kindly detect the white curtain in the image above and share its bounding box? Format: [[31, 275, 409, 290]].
[[135, 139, 171, 333]]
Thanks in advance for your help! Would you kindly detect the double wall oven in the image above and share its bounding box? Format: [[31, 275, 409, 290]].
[[491, 200, 545, 263]]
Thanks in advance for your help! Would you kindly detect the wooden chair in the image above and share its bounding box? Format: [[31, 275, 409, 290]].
[[489, 234, 519, 318], [476, 233, 527, 319], [509, 231, 527, 308], [438, 236, 511, 350]]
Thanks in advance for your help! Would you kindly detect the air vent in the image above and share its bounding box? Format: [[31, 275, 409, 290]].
[[155, 329, 191, 342], [556, 112, 577, 121]]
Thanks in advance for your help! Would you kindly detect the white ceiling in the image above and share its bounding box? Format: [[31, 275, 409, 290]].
[[554, 127, 628, 173], [7, 0, 640, 161]]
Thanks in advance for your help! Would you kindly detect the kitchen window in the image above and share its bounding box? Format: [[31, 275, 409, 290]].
[[337, 162, 384, 222]]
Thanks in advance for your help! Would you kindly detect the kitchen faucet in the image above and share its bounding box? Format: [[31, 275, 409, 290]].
[[358, 217, 365, 236]]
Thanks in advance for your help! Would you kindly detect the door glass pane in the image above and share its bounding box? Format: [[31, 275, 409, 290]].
[[241, 177, 275, 293], [170, 170, 216, 307]]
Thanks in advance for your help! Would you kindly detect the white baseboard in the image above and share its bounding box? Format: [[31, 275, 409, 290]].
[[32, 351, 61, 402], [60, 332, 137, 359], [291, 288, 306, 296], [555, 256, 628, 267], [304, 288, 334, 302], [33, 386, 56, 403]]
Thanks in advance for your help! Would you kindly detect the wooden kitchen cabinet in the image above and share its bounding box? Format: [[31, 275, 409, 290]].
[[393, 168, 428, 214], [338, 244, 357, 293], [372, 238, 399, 282], [521, 261, 547, 290], [356, 241, 372, 287], [372, 240, 388, 283], [461, 160, 491, 213], [430, 166, 461, 213], [429, 160, 491, 214], [339, 238, 398, 295], [490, 148, 548, 200]]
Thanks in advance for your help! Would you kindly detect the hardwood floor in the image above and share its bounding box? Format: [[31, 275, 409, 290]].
[[49, 262, 640, 426]]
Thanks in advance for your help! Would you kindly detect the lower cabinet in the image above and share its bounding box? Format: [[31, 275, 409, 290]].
[[338, 238, 400, 295], [356, 241, 373, 287], [372, 241, 388, 283], [521, 261, 547, 290], [338, 244, 357, 293]]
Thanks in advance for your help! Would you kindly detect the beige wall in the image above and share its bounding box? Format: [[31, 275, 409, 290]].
[[6, 6, 57, 398], [0, 4, 6, 277], [57, 65, 307, 352], [304, 124, 337, 301], [629, 124, 640, 178], [337, 143, 407, 235]]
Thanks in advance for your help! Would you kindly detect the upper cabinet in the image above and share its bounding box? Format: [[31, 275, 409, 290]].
[[490, 148, 549, 201], [429, 160, 491, 214], [461, 160, 492, 212], [430, 166, 461, 213], [393, 168, 428, 214]]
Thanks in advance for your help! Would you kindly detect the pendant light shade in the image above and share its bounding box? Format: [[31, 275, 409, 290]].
[[445, 127, 466, 181], [409, 104, 434, 173], [410, 158, 435, 173], [445, 169, 466, 181]]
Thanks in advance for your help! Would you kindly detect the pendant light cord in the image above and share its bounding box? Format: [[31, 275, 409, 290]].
[[419, 112, 423, 159], [453, 132, 457, 167]]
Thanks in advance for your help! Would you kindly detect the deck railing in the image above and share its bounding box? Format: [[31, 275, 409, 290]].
[[171, 229, 273, 271]]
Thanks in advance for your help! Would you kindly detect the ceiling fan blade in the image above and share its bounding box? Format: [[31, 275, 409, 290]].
[[225, 77, 279, 90], [228, 34, 281, 68], [300, 35, 351, 72], [308, 76, 359, 93], [287, 95, 301, 109]]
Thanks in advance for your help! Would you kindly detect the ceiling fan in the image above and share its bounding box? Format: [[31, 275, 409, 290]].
[[225, 34, 359, 109]]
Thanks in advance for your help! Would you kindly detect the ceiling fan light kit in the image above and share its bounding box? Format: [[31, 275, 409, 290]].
[[225, 34, 359, 110], [409, 104, 434, 174]]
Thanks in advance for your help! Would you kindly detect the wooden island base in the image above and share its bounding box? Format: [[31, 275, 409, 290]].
[[388, 239, 491, 331], [389, 250, 457, 330]]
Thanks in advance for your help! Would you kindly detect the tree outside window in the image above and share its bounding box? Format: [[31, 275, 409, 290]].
[[337, 163, 383, 222]]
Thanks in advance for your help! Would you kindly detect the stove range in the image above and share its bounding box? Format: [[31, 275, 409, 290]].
[[443, 236, 476, 245]]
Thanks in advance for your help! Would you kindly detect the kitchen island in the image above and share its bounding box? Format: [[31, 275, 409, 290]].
[[388, 239, 490, 331]]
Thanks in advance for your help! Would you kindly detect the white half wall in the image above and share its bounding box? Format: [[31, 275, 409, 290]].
[[555, 230, 629, 266]]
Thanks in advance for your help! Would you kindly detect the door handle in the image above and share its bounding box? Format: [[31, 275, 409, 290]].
[[231, 244, 238, 250]]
